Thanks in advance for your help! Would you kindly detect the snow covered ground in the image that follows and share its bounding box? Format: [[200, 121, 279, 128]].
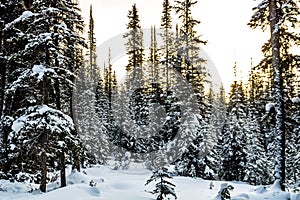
[[0, 164, 299, 200]]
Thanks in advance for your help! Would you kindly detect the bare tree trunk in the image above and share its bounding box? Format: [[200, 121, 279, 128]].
[[269, 0, 286, 191], [40, 151, 47, 192], [40, 57, 50, 192], [0, 27, 4, 117], [75, 150, 81, 172], [60, 150, 66, 187]]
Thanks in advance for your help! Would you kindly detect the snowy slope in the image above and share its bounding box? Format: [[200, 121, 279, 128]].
[[0, 165, 299, 200]]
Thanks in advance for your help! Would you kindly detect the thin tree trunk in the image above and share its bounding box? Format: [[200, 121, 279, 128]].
[[75, 150, 81, 172], [0, 35, 8, 173], [185, 0, 190, 83], [40, 46, 50, 192], [269, 0, 286, 191], [40, 151, 47, 192], [60, 150, 66, 187], [0, 28, 4, 117], [165, 26, 169, 90]]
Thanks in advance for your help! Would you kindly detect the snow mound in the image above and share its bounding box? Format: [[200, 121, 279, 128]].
[[0, 180, 33, 193], [89, 186, 101, 196], [23, 184, 101, 200], [232, 193, 249, 200], [67, 170, 90, 185], [253, 185, 267, 194], [269, 180, 283, 191], [291, 193, 300, 200]]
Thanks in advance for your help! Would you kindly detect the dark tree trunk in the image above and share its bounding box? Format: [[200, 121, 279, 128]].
[[75, 151, 81, 172], [269, 0, 286, 191], [40, 48, 50, 192], [0, 30, 4, 117], [60, 150, 66, 187], [40, 151, 47, 192]]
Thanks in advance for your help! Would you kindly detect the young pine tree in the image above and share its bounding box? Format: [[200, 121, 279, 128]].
[[123, 3, 144, 88], [145, 167, 177, 200], [219, 65, 247, 181]]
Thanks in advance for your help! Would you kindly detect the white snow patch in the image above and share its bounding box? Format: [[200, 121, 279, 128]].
[[67, 170, 90, 185], [265, 102, 275, 112], [32, 65, 55, 80], [0, 179, 35, 193], [5, 11, 34, 30], [253, 185, 267, 194], [292, 97, 300, 104], [11, 116, 27, 132]]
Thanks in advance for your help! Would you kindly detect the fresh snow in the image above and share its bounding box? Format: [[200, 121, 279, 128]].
[[5, 11, 34, 30], [265, 102, 275, 112], [0, 165, 298, 200], [292, 97, 300, 104], [11, 104, 74, 134], [31, 65, 55, 80]]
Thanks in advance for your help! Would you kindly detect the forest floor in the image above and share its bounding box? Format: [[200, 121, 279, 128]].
[[0, 164, 299, 200]]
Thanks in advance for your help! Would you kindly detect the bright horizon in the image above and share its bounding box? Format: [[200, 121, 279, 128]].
[[77, 0, 269, 92]]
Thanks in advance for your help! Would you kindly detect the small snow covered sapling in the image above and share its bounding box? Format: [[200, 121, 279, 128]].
[[215, 183, 234, 200], [89, 180, 97, 187], [145, 167, 177, 200], [210, 181, 214, 189]]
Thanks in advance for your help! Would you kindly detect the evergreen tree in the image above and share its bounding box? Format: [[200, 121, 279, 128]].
[[219, 65, 247, 181], [0, 0, 27, 176], [75, 4, 112, 167], [145, 167, 177, 200], [160, 0, 173, 90], [87, 4, 97, 81], [174, 0, 207, 106], [104, 49, 114, 109], [0, 0, 85, 191], [214, 85, 227, 179], [123, 3, 144, 88], [148, 26, 160, 87], [286, 97, 300, 187], [244, 94, 274, 185], [242, 63, 274, 185], [171, 0, 214, 179], [214, 85, 227, 138]]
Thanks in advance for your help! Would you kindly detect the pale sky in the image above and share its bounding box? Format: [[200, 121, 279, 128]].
[[77, 0, 268, 91]]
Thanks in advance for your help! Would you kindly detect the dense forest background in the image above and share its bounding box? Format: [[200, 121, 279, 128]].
[[0, 0, 299, 193]]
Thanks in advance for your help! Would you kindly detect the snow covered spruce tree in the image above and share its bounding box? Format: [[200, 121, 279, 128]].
[[219, 65, 247, 181], [124, 3, 144, 88], [145, 167, 177, 200], [0, 0, 26, 177], [147, 26, 160, 88], [174, 0, 207, 106], [286, 97, 300, 188], [123, 3, 149, 129], [247, 62, 274, 152], [0, 0, 85, 192], [76, 67, 110, 166], [160, 0, 174, 90], [75, 6, 111, 166], [174, 86, 218, 179], [249, 0, 300, 190], [172, 0, 216, 179], [244, 82, 274, 185]]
